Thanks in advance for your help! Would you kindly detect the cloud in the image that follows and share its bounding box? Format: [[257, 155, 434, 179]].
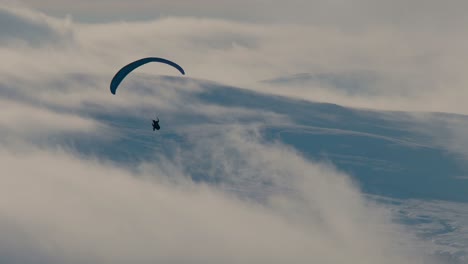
[[0, 5, 455, 263], [14, 0, 468, 32], [0, 126, 433, 263], [0, 5, 73, 46], [376, 195, 468, 263], [407, 113, 468, 163], [1, 5, 468, 167], [1, 5, 468, 115], [0, 98, 102, 144]]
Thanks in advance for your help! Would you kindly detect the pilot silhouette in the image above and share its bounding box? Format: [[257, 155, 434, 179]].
[[152, 118, 160, 131]]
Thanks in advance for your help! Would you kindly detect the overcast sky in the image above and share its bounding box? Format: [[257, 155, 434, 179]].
[[3, 0, 468, 114], [13, 0, 468, 29]]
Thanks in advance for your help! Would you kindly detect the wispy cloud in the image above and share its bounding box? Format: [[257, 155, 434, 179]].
[[0, 126, 433, 263], [0, 5, 463, 263], [14, 0, 468, 30], [2, 4, 468, 114], [0, 98, 100, 138]]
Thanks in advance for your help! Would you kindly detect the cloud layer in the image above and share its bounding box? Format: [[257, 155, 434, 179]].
[[0, 127, 432, 263], [2, 3, 468, 114], [1, 4, 464, 263]]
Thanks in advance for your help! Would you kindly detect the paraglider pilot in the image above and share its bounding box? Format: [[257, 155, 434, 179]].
[[152, 118, 160, 131]]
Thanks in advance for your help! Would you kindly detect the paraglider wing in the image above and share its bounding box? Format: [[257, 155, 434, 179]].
[[110, 57, 185, 95]]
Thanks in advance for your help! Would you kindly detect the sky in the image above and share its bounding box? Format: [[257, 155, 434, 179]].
[[4, 0, 468, 114], [1, 1, 467, 263]]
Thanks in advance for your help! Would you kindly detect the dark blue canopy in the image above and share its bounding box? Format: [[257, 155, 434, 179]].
[[110, 57, 185, 95]]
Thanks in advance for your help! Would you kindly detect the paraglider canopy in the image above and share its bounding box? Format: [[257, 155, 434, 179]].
[[110, 57, 185, 95]]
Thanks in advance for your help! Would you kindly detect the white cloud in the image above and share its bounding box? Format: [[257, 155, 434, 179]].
[[0, 126, 433, 263], [13, 0, 468, 32], [0, 98, 101, 141], [0, 5, 455, 263], [0, 5, 73, 46], [1, 5, 468, 115], [407, 113, 468, 161]]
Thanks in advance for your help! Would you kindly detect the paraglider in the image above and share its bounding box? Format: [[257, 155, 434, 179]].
[[152, 118, 160, 131], [110, 57, 185, 131], [110, 57, 185, 95]]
